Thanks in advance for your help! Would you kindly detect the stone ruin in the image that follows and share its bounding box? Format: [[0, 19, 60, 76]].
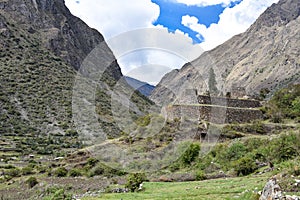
[[166, 94, 263, 124]]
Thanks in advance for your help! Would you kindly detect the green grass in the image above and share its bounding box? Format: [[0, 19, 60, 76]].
[[84, 175, 268, 200]]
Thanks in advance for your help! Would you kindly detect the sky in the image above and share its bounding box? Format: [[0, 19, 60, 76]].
[[65, 0, 279, 85]]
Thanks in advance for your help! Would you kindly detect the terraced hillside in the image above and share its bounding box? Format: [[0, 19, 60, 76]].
[[0, 0, 153, 158]]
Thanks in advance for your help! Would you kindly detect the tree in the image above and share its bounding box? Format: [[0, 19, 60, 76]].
[[208, 68, 218, 95]]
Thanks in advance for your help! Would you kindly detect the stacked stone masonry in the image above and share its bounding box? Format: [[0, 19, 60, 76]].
[[167, 95, 263, 124], [197, 95, 261, 108]]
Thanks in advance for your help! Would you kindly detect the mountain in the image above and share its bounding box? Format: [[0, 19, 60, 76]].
[[125, 76, 155, 96], [150, 0, 300, 105], [0, 0, 153, 154]]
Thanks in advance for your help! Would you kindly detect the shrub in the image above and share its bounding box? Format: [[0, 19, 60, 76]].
[[195, 170, 206, 181], [292, 97, 300, 117], [180, 143, 200, 166], [65, 129, 78, 137], [234, 154, 257, 176], [5, 168, 20, 177], [53, 167, 68, 177], [68, 168, 82, 177], [125, 173, 147, 192], [224, 142, 247, 162], [22, 166, 34, 175], [266, 84, 300, 119], [25, 177, 38, 188], [269, 133, 299, 163], [135, 114, 151, 127], [87, 157, 98, 168], [43, 186, 72, 200], [1, 165, 16, 169], [169, 162, 180, 172], [88, 163, 125, 177], [88, 165, 103, 177]]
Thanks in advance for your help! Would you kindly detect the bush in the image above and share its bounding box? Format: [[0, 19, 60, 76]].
[[88, 163, 125, 178], [25, 177, 38, 188], [234, 155, 257, 176], [5, 168, 20, 177], [270, 133, 299, 163], [87, 157, 98, 168], [68, 168, 82, 177], [180, 143, 200, 166], [43, 186, 72, 200], [292, 97, 300, 117], [22, 166, 34, 175], [195, 170, 206, 181], [224, 142, 247, 162], [169, 162, 180, 172], [266, 84, 300, 119], [125, 173, 147, 192], [53, 167, 68, 177], [135, 114, 151, 127]]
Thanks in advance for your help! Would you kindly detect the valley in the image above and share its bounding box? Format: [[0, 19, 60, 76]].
[[0, 0, 299, 199]]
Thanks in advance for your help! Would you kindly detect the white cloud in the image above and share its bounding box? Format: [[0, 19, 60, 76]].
[[171, 0, 239, 6], [182, 0, 279, 50], [65, 1, 204, 84], [108, 28, 204, 84], [65, 0, 160, 39], [65, 0, 280, 84]]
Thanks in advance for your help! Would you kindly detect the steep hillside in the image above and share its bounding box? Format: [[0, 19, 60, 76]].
[[0, 0, 153, 155], [150, 0, 300, 105], [125, 76, 155, 96]]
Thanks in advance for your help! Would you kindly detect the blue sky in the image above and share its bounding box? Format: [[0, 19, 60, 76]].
[[152, 0, 242, 43], [65, 0, 279, 85]]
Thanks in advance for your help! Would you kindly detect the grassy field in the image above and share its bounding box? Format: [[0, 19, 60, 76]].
[[83, 175, 268, 200]]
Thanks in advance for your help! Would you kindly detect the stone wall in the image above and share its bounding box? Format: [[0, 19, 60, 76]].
[[197, 95, 261, 108], [166, 105, 263, 124]]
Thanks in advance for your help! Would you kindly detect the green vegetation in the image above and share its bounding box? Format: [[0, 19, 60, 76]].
[[125, 173, 147, 192], [68, 168, 82, 177], [42, 186, 73, 200], [179, 143, 200, 166], [25, 176, 38, 188], [0, 17, 299, 199], [53, 167, 68, 177], [265, 84, 300, 122], [88, 175, 268, 200]]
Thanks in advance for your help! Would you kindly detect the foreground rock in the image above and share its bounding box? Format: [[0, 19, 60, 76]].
[[260, 178, 300, 200]]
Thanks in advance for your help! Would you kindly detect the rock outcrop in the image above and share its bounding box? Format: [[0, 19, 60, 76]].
[[0, 0, 121, 76], [260, 178, 300, 200]]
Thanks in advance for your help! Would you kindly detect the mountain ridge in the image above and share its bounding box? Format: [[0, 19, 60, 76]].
[[0, 0, 153, 153], [150, 0, 300, 105], [125, 76, 155, 96]]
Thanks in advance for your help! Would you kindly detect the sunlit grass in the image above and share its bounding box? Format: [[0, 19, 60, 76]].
[[83, 175, 268, 200]]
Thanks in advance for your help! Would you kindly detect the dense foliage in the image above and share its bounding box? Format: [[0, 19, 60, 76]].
[[125, 173, 147, 192], [265, 84, 300, 121]]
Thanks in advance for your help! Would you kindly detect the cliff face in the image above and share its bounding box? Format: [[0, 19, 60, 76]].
[[150, 0, 300, 105], [0, 0, 152, 152], [1, 0, 122, 78]]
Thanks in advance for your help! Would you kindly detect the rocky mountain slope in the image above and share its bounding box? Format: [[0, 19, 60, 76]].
[[125, 76, 155, 96], [0, 0, 152, 154], [150, 0, 300, 105]]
